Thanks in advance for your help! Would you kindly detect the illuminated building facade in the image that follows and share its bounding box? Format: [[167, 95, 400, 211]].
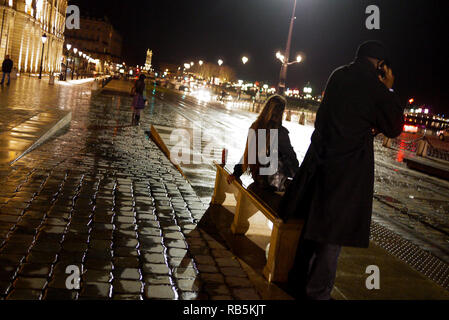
[[0, 0, 67, 74], [145, 49, 152, 71]]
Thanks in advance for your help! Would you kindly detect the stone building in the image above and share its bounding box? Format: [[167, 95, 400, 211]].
[[0, 0, 67, 74], [64, 16, 122, 70]]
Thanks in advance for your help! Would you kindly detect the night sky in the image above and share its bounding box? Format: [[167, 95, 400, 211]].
[[70, 0, 446, 113]]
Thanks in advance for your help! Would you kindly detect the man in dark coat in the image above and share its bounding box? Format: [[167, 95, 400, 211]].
[[282, 41, 404, 300], [1, 55, 13, 86]]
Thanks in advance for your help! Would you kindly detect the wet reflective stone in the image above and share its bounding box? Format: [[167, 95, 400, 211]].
[[145, 285, 176, 299], [84, 259, 113, 272], [113, 279, 143, 294], [113, 294, 143, 300], [43, 288, 77, 300], [80, 282, 111, 299], [7, 288, 42, 300], [142, 263, 170, 275], [200, 273, 225, 284], [19, 263, 51, 277], [196, 264, 219, 273], [173, 267, 197, 279], [143, 253, 165, 264], [0, 281, 12, 296], [225, 276, 253, 288], [114, 268, 141, 280], [204, 283, 231, 296], [193, 255, 215, 266], [113, 256, 139, 268], [82, 270, 112, 283], [164, 239, 187, 249], [231, 288, 260, 300], [13, 277, 47, 290], [177, 278, 201, 292], [143, 275, 171, 285]]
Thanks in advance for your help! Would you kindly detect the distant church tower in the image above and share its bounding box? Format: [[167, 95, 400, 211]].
[[145, 49, 153, 71]]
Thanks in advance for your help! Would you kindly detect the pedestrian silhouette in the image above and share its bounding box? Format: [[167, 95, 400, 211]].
[[1, 55, 13, 86], [282, 41, 404, 300]]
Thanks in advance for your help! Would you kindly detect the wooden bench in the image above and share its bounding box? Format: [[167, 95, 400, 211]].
[[210, 161, 303, 282]]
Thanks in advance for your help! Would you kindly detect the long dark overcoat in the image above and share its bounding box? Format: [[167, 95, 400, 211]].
[[281, 58, 404, 248]]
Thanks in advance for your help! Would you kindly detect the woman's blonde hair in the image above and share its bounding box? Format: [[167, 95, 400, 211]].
[[241, 95, 287, 177]]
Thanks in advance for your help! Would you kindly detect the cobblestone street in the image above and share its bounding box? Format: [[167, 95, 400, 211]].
[[0, 82, 261, 300]]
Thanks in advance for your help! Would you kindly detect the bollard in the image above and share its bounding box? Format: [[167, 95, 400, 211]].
[[416, 140, 429, 157], [221, 148, 228, 167], [48, 73, 55, 85], [286, 110, 292, 122], [299, 112, 305, 125]]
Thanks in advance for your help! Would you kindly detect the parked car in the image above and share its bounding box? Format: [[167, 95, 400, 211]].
[[179, 85, 190, 93], [437, 128, 449, 141]]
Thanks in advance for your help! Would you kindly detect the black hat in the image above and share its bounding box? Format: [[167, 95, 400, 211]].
[[356, 40, 390, 64]]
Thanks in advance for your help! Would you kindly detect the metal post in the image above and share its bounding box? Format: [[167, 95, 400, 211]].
[[39, 42, 45, 79], [278, 0, 297, 94], [64, 53, 69, 81], [71, 57, 75, 80]]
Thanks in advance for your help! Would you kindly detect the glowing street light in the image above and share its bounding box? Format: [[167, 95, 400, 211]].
[[184, 63, 191, 70], [66, 43, 72, 51], [276, 51, 285, 63], [199, 60, 204, 66], [218, 59, 223, 66], [296, 55, 302, 63], [242, 56, 249, 64], [190, 62, 194, 66]]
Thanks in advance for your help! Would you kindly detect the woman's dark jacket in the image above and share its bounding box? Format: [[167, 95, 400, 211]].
[[281, 58, 404, 248], [233, 125, 299, 192]]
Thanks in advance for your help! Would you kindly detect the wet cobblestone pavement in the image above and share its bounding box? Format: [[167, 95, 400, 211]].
[[0, 86, 261, 300]]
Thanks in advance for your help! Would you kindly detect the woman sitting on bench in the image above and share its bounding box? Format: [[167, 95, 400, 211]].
[[227, 95, 299, 193]]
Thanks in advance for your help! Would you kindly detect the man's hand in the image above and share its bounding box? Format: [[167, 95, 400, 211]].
[[378, 64, 394, 89]]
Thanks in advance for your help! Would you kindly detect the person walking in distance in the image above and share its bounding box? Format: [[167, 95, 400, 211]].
[[131, 74, 147, 125], [1, 55, 13, 86], [281, 41, 404, 300]]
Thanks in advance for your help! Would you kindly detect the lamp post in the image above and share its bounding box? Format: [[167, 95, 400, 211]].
[[38, 33, 47, 79], [242, 56, 249, 65], [78, 51, 82, 79], [72, 48, 78, 80], [277, 0, 297, 94], [64, 43, 71, 81]]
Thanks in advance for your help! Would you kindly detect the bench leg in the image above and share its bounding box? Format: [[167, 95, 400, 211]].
[[231, 191, 258, 235], [263, 222, 303, 283], [210, 166, 226, 205]]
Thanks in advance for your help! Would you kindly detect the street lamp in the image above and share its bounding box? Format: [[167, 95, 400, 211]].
[[38, 33, 47, 79], [218, 59, 223, 66], [72, 48, 78, 80], [277, 0, 298, 94], [199, 60, 204, 66], [64, 43, 72, 81], [242, 56, 248, 64]]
